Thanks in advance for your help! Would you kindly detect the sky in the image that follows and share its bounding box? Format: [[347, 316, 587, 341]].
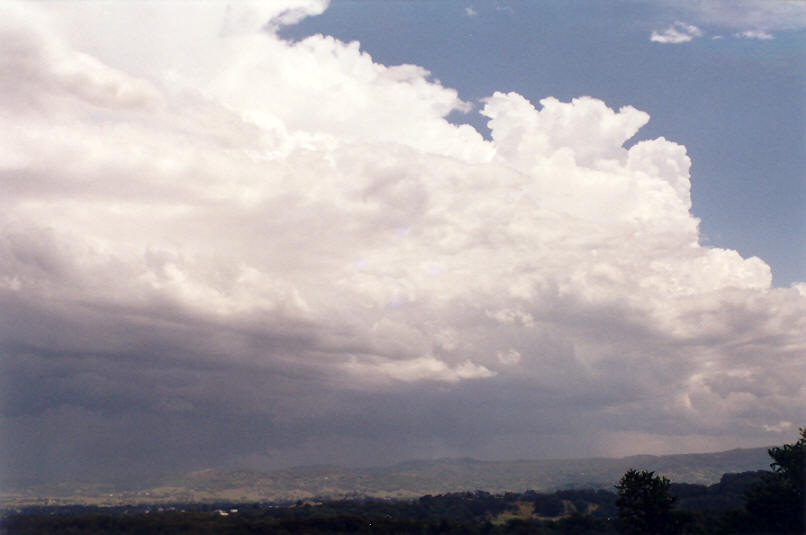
[[1, 0, 805, 485]]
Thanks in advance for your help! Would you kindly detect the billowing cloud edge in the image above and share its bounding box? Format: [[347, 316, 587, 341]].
[[1, 0, 804, 478]]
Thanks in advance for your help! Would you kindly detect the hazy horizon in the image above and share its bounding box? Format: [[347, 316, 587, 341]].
[[2, 442, 775, 489]]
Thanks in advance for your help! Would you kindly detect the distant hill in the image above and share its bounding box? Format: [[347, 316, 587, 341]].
[[1, 446, 772, 506]]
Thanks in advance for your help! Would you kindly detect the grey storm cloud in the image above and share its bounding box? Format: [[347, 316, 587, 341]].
[[1, 1, 805, 483]]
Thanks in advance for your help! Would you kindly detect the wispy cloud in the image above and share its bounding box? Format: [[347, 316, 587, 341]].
[[494, 1, 513, 14], [763, 421, 793, 433], [465, 6, 477, 17], [735, 29, 774, 40], [673, 0, 806, 32], [650, 21, 703, 43]]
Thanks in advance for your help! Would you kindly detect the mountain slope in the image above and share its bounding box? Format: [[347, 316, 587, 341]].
[[1, 447, 772, 506]]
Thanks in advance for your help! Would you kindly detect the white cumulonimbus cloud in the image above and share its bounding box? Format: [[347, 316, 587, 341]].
[[651, 21, 703, 43], [1, 1, 804, 479]]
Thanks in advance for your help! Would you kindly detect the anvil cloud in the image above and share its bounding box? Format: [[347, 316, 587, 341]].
[[1, 1, 804, 483]]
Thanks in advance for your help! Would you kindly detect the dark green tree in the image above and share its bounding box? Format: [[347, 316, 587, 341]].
[[742, 427, 805, 534], [615, 469, 680, 535]]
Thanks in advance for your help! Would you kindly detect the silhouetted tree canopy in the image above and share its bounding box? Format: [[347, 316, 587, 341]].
[[741, 427, 805, 534], [615, 469, 681, 535]]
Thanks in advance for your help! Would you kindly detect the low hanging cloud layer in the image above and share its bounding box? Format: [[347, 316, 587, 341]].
[[2, 2, 805, 482]]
